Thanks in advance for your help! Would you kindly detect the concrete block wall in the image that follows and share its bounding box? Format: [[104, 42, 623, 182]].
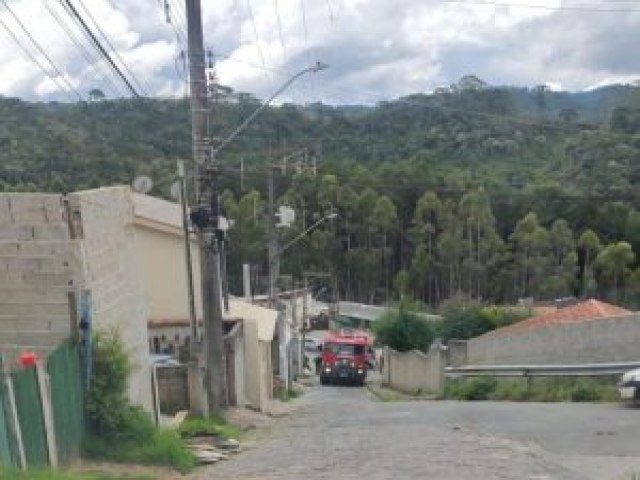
[[71, 187, 153, 411], [385, 344, 445, 394], [0, 194, 78, 351], [467, 314, 640, 365]]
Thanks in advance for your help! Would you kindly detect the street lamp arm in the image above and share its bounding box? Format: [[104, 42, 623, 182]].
[[212, 62, 328, 157], [277, 213, 336, 256]]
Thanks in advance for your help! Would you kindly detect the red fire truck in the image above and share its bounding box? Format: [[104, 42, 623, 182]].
[[319, 331, 370, 386]]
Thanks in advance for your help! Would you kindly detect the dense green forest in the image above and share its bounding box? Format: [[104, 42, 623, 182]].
[[3, 78, 640, 307]]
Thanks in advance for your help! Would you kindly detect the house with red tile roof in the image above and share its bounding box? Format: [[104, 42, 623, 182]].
[[492, 299, 631, 336], [465, 299, 639, 365]]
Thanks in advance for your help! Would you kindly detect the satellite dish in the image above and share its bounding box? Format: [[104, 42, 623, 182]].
[[218, 216, 231, 232], [276, 205, 295, 228], [132, 176, 154, 194], [170, 181, 181, 201]]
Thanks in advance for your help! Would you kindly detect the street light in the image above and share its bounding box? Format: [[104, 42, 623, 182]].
[[211, 61, 329, 159], [277, 212, 337, 256]]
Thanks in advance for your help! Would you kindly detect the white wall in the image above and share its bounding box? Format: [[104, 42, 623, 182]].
[[72, 187, 153, 411]]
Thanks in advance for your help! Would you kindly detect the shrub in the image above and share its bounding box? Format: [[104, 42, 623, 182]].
[[83, 329, 195, 473], [373, 303, 434, 352]]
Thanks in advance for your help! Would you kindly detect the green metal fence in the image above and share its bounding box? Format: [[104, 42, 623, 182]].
[[12, 367, 47, 466], [47, 340, 84, 465], [0, 361, 14, 467]]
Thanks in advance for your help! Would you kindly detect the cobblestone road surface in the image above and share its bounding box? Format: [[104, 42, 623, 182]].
[[194, 383, 640, 480]]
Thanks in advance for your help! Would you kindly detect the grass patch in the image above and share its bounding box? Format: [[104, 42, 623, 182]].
[[0, 467, 152, 480], [444, 377, 618, 402], [83, 429, 195, 474], [275, 386, 303, 402], [178, 415, 242, 440]]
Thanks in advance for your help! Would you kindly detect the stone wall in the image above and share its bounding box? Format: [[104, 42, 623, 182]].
[[466, 314, 640, 365], [0, 194, 78, 353]]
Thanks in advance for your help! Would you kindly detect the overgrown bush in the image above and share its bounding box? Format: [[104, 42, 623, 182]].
[[83, 330, 195, 473], [434, 296, 532, 342], [373, 303, 434, 352]]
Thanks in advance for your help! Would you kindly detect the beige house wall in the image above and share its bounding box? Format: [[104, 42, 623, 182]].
[[133, 225, 202, 326], [71, 187, 153, 411]]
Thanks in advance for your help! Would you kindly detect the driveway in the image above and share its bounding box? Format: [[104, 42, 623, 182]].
[[191, 382, 640, 480]]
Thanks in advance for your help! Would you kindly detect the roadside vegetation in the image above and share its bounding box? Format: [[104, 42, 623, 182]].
[[83, 330, 195, 473], [0, 468, 151, 480], [443, 377, 618, 402], [373, 298, 531, 353], [178, 416, 242, 440], [275, 385, 304, 402]]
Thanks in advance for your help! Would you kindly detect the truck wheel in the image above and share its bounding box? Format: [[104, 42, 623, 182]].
[[320, 376, 328, 386]]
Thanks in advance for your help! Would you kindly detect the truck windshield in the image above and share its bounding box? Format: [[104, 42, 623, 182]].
[[325, 343, 365, 355]]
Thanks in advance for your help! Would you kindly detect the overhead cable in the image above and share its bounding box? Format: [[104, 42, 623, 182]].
[[75, 0, 150, 96], [42, 0, 124, 97], [61, 0, 140, 97], [1, 0, 83, 100]]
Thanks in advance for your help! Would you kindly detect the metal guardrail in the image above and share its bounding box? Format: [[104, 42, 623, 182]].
[[445, 361, 640, 378]]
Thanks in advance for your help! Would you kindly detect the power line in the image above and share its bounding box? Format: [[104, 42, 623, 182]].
[[444, 0, 640, 12], [209, 51, 592, 133], [74, 0, 150, 96], [0, 0, 83, 101], [163, 0, 188, 49], [273, 0, 286, 56], [325, 0, 335, 24], [0, 15, 74, 101], [41, 0, 124, 98], [61, 0, 140, 98], [246, 0, 266, 68], [219, 167, 626, 201]]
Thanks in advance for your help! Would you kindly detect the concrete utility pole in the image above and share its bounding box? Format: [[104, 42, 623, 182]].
[[177, 160, 197, 345], [267, 165, 278, 307], [186, 0, 226, 415]]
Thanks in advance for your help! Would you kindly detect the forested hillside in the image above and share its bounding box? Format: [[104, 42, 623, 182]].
[[3, 80, 640, 307]]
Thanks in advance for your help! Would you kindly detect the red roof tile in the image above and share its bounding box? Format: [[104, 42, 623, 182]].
[[491, 299, 631, 336]]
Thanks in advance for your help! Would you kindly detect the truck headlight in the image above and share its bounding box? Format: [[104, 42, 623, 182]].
[[325, 367, 331, 373]]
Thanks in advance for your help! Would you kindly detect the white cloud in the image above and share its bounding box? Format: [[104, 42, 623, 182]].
[[0, 0, 639, 103]]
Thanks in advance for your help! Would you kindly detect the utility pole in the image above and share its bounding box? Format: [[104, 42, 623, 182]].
[[267, 165, 278, 307], [177, 160, 197, 345], [186, 0, 225, 415]]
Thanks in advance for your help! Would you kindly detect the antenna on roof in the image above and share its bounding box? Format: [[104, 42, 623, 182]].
[[132, 176, 154, 194]]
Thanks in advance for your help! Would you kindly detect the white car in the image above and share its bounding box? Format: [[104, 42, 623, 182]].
[[618, 368, 640, 403], [305, 338, 322, 352]]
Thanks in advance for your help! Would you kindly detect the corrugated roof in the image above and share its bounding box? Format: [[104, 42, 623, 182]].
[[491, 299, 631, 336]]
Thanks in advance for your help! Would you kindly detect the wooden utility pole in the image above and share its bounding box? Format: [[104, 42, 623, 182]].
[[186, 0, 225, 415]]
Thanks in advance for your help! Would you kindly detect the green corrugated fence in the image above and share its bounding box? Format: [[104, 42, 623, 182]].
[[0, 361, 14, 466], [47, 339, 84, 465], [12, 366, 47, 466], [0, 339, 84, 469]]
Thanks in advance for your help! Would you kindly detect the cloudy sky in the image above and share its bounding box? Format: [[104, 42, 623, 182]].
[[1, 0, 639, 104]]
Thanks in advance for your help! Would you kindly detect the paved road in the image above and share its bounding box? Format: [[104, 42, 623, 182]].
[[201, 383, 640, 480]]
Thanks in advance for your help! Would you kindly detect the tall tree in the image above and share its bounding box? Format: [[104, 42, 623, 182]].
[[595, 241, 635, 301]]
